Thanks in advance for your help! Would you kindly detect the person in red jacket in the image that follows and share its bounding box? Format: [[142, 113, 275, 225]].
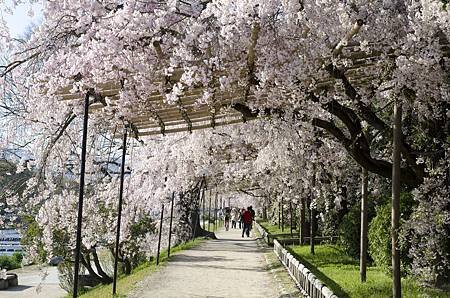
[[242, 207, 253, 238]]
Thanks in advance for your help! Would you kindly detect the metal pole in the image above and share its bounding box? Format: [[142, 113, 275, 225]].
[[73, 92, 90, 298], [290, 201, 293, 237], [202, 187, 206, 230], [360, 167, 368, 282], [281, 197, 284, 232], [214, 192, 218, 230], [167, 192, 175, 257], [392, 100, 402, 298], [208, 189, 212, 231], [157, 203, 165, 265], [278, 201, 281, 228], [310, 163, 316, 255], [112, 126, 128, 295]]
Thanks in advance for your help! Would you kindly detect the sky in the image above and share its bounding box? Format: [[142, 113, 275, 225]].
[[3, 1, 43, 37]]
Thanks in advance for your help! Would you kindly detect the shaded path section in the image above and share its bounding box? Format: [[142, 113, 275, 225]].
[[129, 228, 282, 297]]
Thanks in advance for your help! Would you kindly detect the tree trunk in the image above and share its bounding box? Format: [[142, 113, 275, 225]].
[[92, 249, 112, 283], [79, 253, 103, 284], [190, 208, 217, 239], [300, 197, 306, 244]]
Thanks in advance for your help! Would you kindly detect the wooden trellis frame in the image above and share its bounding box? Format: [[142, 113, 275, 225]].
[[61, 20, 450, 298]]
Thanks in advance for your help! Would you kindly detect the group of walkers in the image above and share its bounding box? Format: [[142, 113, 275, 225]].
[[224, 206, 255, 237]]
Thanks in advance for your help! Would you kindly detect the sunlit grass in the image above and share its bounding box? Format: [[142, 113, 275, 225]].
[[258, 220, 296, 235], [288, 244, 450, 298]]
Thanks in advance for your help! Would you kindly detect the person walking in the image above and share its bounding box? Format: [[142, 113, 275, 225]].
[[238, 208, 244, 229], [242, 207, 253, 238], [231, 208, 238, 229], [248, 206, 256, 221], [224, 208, 231, 231]]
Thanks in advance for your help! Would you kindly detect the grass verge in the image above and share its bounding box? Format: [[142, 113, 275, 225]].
[[78, 238, 205, 298], [258, 220, 296, 236], [287, 244, 450, 298]]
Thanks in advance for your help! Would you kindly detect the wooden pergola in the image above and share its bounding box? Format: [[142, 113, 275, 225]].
[[57, 21, 450, 298]]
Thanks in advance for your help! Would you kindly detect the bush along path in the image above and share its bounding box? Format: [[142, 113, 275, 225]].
[[127, 227, 297, 298]]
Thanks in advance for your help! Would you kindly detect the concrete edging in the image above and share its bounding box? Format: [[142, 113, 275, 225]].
[[255, 222, 338, 298]]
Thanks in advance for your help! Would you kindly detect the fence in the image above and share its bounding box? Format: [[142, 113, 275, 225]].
[[255, 222, 338, 298], [273, 239, 338, 298]]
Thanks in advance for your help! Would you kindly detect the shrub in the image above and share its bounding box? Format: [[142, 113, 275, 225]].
[[368, 192, 414, 274], [402, 167, 450, 287], [338, 199, 375, 259], [0, 253, 22, 270]]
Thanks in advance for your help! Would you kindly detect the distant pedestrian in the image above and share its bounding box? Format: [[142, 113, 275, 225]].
[[238, 208, 244, 229], [248, 206, 255, 221], [242, 207, 253, 237], [231, 208, 238, 229], [224, 208, 231, 231]]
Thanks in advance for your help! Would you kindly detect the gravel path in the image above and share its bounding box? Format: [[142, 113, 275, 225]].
[[129, 227, 283, 298]]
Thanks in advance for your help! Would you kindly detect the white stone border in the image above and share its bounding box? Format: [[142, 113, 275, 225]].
[[255, 222, 338, 298], [273, 239, 338, 298]]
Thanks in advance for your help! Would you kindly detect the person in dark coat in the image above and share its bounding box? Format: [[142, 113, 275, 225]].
[[242, 207, 253, 237]]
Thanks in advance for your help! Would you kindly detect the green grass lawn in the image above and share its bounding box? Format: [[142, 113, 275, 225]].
[[78, 239, 205, 298], [258, 220, 296, 235], [203, 218, 223, 232], [288, 244, 450, 298]]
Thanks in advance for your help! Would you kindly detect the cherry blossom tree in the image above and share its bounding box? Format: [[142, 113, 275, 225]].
[[0, 0, 449, 290]]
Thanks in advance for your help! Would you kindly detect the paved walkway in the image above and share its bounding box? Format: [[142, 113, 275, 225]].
[[129, 227, 288, 298], [2, 265, 66, 297]]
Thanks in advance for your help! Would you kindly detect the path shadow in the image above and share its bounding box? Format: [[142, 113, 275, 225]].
[[170, 255, 228, 263], [177, 263, 267, 273], [213, 238, 257, 242], [1, 285, 33, 292]]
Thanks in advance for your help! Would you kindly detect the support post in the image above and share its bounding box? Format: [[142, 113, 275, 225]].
[[392, 100, 402, 298], [73, 92, 90, 298], [214, 192, 218, 230], [360, 167, 368, 282], [167, 192, 175, 257], [112, 126, 128, 296], [281, 197, 284, 232], [202, 186, 206, 230], [278, 201, 281, 228], [290, 201, 293, 237], [157, 203, 165, 265], [310, 164, 316, 255], [208, 190, 212, 231]]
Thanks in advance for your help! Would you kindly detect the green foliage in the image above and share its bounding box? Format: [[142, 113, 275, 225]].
[[368, 192, 414, 274], [20, 215, 47, 263], [58, 261, 76, 295], [11, 252, 23, 264], [338, 199, 375, 259], [0, 253, 23, 270]]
